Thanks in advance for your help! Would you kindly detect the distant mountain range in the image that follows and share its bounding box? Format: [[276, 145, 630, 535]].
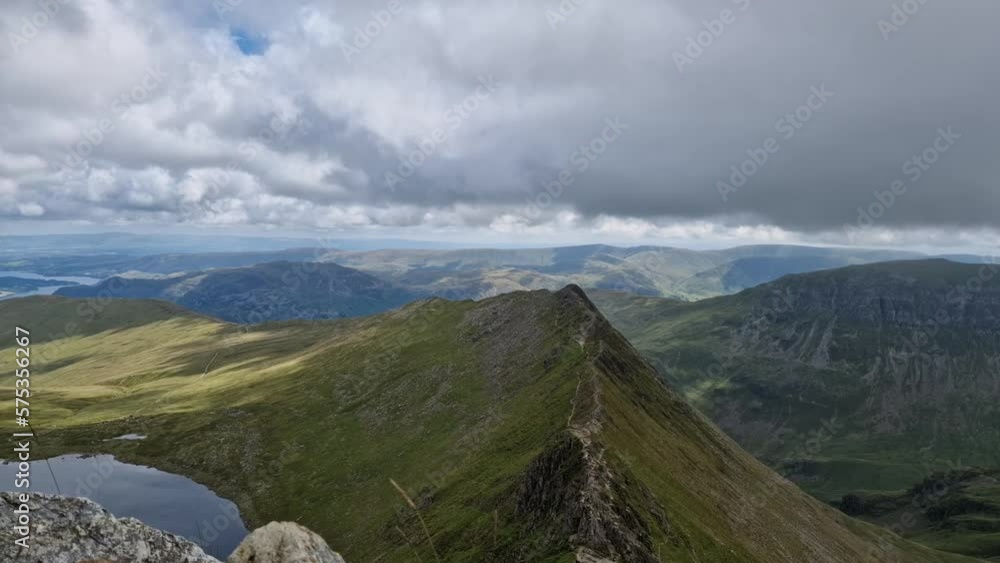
[[0, 290, 977, 562], [315, 244, 934, 300], [55, 261, 421, 323], [15, 243, 986, 303]]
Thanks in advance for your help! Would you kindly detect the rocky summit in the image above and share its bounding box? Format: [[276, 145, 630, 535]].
[[0, 492, 346, 563]]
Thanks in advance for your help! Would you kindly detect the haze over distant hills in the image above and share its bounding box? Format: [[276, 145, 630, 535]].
[[0, 290, 978, 562], [0, 233, 469, 257], [9, 241, 973, 302]]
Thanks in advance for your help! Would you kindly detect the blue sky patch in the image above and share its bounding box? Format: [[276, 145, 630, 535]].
[[230, 28, 269, 55]]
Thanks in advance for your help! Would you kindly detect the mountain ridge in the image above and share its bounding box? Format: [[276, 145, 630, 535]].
[[0, 287, 982, 561]]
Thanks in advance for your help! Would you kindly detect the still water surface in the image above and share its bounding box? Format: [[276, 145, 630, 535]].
[[0, 270, 102, 300], [1, 454, 248, 558]]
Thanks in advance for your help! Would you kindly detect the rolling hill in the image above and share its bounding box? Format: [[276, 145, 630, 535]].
[[54, 261, 421, 323], [0, 291, 980, 562], [10, 244, 929, 301], [321, 244, 925, 300]]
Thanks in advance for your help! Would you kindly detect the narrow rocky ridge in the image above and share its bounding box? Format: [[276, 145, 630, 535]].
[[511, 286, 670, 562]]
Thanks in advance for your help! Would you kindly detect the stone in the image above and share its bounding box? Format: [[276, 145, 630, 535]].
[[227, 521, 346, 563]]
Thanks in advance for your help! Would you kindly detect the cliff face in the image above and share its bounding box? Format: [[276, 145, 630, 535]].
[[0, 492, 346, 563], [737, 261, 1000, 435], [749, 260, 1000, 331]]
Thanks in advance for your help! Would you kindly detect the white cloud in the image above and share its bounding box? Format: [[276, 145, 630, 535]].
[[17, 202, 45, 217]]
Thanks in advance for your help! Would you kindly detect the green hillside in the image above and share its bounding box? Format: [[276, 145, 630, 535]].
[[593, 259, 1000, 557], [0, 291, 979, 562]]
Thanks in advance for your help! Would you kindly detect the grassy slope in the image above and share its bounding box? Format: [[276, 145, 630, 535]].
[[0, 293, 981, 562]]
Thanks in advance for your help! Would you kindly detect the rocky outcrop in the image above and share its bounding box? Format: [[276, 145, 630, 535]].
[[575, 547, 616, 562], [509, 292, 673, 563], [0, 493, 347, 563], [512, 433, 664, 563], [227, 522, 346, 563], [0, 492, 217, 563]]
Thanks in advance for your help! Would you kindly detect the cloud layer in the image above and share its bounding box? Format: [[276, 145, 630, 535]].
[[1, 0, 997, 248]]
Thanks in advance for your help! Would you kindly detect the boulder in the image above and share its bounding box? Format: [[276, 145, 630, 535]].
[[227, 521, 346, 563]]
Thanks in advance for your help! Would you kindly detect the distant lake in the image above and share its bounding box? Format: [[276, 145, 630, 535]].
[[0, 454, 248, 558], [0, 270, 102, 300]]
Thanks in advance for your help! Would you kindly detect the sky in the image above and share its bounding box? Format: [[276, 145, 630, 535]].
[[0, 0, 997, 253]]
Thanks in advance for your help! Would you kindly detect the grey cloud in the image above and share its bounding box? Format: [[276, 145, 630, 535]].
[[0, 0, 997, 245]]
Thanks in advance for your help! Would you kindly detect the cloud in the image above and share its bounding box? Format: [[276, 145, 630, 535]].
[[0, 0, 997, 250]]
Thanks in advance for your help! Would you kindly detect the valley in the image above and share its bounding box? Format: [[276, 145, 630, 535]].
[[0, 288, 981, 562], [3, 1, 995, 558], [3, 245, 999, 561]]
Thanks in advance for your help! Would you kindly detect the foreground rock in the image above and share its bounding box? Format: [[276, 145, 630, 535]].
[[0, 492, 216, 563], [227, 522, 346, 563], [0, 492, 346, 563]]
